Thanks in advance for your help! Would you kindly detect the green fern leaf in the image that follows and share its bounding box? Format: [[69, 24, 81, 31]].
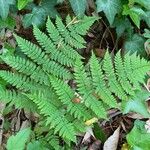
[[28, 93, 76, 142], [49, 76, 91, 120], [103, 51, 128, 100], [114, 51, 135, 96], [90, 53, 118, 108]]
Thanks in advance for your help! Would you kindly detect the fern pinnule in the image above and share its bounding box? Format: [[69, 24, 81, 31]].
[[90, 53, 118, 108]]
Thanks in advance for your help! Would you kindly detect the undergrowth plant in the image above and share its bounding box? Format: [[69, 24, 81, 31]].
[[0, 15, 150, 148]]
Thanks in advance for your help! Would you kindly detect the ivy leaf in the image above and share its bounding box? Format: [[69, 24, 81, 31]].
[[96, 0, 122, 25], [17, 0, 32, 10], [122, 90, 150, 118], [40, 0, 59, 18], [123, 5, 147, 28], [127, 120, 150, 150], [6, 128, 31, 150], [124, 34, 145, 56], [22, 6, 46, 28], [133, 0, 150, 10], [112, 17, 132, 38], [0, 0, 10, 20], [143, 11, 150, 28], [69, 0, 87, 17]]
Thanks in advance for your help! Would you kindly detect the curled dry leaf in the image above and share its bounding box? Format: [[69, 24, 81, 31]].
[[103, 126, 120, 150], [82, 127, 95, 144]]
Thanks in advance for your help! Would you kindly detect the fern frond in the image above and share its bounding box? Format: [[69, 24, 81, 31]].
[[83, 92, 107, 118], [49, 76, 91, 120], [0, 88, 36, 111], [66, 15, 86, 44], [103, 51, 128, 100], [46, 17, 62, 43], [130, 53, 150, 84], [15, 35, 72, 79], [33, 26, 74, 67], [28, 93, 76, 142], [42, 60, 72, 79], [74, 58, 92, 95], [74, 58, 107, 118], [14, 35, 48, 65], [124, 52, 141, 88], [0, 71, 40, 91], [114, 51, 135, 95], [56, 16, 85, 49], [0, 55, 49, 85], [58, 44, 82, 60], [90, 53, 118, 108], [73, 16, 98, 35]]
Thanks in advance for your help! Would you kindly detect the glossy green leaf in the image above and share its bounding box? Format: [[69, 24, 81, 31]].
[[124, 34, 145, 56], [96, 0, 122, 25], [112, 17, 132, 38], [40, 0, 59, 18], [69, 0, 87, 17], [17, 0, 32, 10], [127, 120, 150, 150], [123, 5, 147, 28], [133, 0, 150, 10], [22, 6, 46, 28], [143, 11, 150, 28], [7, 128, 31, 150], [0, 0, 10, 20], [122, 90, 150, 117]]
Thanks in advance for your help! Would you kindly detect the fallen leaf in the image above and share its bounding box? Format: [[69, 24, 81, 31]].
[[82, 127, 95, 143], [103, 126, 120, 150]]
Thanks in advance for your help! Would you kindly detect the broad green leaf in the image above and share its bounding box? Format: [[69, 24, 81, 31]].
[[96, 0, 122, 25], [122, 91, 150, 117], [133, 0, 150, 10], [123, 5, 147, 28], [143, 11, 150, 28], [22, 6, 46, 28], [127, 120, 150, 150], [124, 34, 145, 56], [17, 0, 32, 10], [143, 29, 150, 39], [40, 0, 59, 18], [69, 0, 87, 17], [93, 123, 106, 142], [0, 16, 15, 29], [27, 141, 47, 150], [6, 128, 31, 150], [0, 0, 10, 20], [112, 17, 132, 38]]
